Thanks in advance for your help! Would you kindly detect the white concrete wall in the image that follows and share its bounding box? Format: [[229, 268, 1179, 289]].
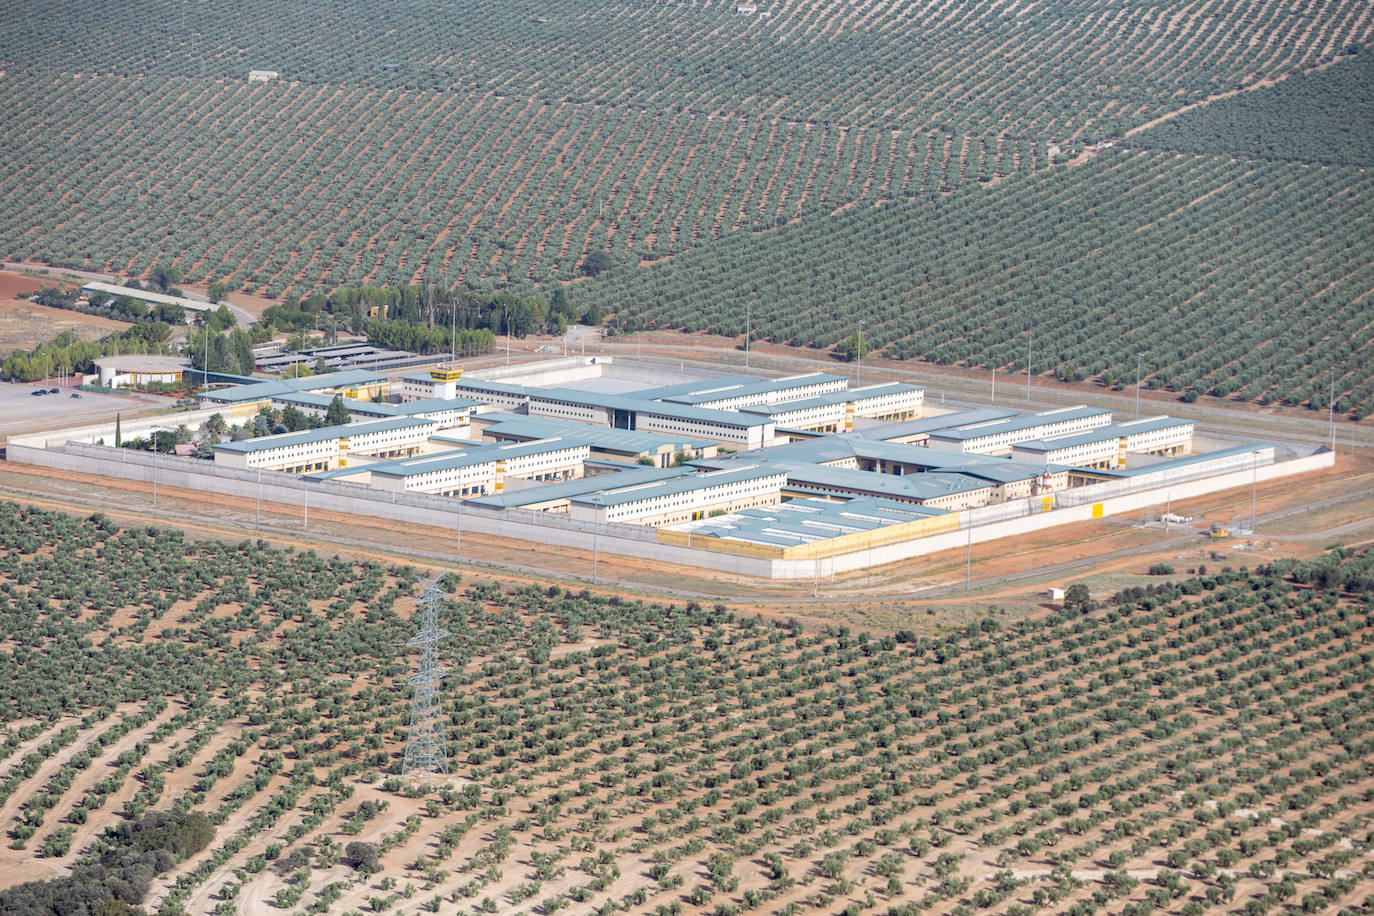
[[14, 406, 237, 450], [4, 438, 1334, 582], [767, 448, 1334, 578], [471, 357, 602, 388]]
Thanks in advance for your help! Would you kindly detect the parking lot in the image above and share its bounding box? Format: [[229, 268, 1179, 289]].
[[0, 382, 162, 442]]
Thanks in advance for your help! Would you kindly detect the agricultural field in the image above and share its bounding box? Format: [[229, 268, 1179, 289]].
[[7, 0, 1365, 133], [1, 0, 1370, 295], [0, 502, 1371, 914], [0, 77, 1045, 294], [581, 146, 1374, 417], [1133, 50, 1374, 166]]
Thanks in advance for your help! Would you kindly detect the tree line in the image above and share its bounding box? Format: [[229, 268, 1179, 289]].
[[1, 326, 177, 383]]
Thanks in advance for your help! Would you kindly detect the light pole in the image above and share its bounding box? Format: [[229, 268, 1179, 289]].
[[1329, 367, 1336, 450], [1025, 329, 1032, 402], [256, 467, 261, 528], [203, 320, 210, 390], [990, 366, 995, 403], [745, 301, 751, 369], [857, 319, 864, 386], [1135, 352, 1144, 419], [455, 483, 463, 555], [965, 523, 972, 590], [590, 494, 603, 584]]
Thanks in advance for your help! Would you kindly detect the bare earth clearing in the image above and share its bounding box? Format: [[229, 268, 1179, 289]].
[[0, 270, 131, 357]]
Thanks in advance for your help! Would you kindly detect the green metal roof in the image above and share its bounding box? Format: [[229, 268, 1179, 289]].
[[214, 417, 435, 453]]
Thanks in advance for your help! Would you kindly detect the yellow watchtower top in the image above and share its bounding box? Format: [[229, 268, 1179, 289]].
[[430, 366, 464, 382]]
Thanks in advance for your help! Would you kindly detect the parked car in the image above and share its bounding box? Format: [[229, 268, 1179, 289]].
[[30, 389, 45, 396], [70, 392, 82, 398], [48, 388, 59, 394]]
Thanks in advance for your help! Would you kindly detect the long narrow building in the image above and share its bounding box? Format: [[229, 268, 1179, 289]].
[[358, 438, 590, 496], [649, 372, 851, 410], [526, 388, 778, 448], [1010, 416, 1194, 468], [212, 417, 438, 472], [568, 465, 788, 525], [926, 406, 1113, 455]]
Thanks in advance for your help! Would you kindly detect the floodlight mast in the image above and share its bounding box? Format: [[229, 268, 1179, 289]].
[[402, 572, 451, 782]]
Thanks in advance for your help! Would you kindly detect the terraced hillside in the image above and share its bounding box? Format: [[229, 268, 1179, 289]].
[[1, 0, 1369, 293], [0, 503, 1371, 914]]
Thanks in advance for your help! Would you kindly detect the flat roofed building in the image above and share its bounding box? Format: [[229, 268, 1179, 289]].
[[569, 465, 787, 526], [198, 369, 387, 414], [846, 382, 925, 422], [399, 365, 466, 401], [94, 356, 190, 389], [741, 398, 848, 433], [854, 407, 1017, 445], [926, 406, 1113, 455], [256, 345, 419, 374], [527, 388, 777, 449], [1062, 443, 1272, 488], [654, 372, 850, 410], [363, 452, 497, 497], [270, 391, 481, 429], [1011, 415, 1193, 468], [776, 463, 995, 510], [637, 376, 758, 401], [1011, 431, 1122, 469], [453, 378, 532, 411], [1116, 416, 1193, 456], [81, 282, 209, 317], [473, 413, 717, 466], [740, 382, 925, 433], [468, 466, 694, 512], [212, 417, 437, 472], [364, 438, 590, 497], [663, 496, 953, 549]]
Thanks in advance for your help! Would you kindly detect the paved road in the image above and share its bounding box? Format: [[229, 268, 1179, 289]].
[[5, 262, 256, 328], [1, 459, 1371, 609], [4, 262, 118, 286], [908, 482, 1374, 601], [594, 339, 1371, 451], [0, 382, 161, 443]]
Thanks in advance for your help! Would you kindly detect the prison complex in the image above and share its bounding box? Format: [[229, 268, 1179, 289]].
[[5, 356, 1332, 578]]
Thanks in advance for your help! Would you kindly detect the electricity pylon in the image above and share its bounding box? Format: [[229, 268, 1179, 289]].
[[402, 572, 450, 781]]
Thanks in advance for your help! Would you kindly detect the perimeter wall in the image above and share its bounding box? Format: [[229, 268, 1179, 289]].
[[4, 434, 1334, 581]]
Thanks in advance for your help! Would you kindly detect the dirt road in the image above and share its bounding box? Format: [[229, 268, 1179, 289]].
[[0, 447, 1369, 632], [3, 263, 256, 328]]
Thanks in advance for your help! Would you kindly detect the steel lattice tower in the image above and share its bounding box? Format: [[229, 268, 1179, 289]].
[[402, 572, 451, 781]]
